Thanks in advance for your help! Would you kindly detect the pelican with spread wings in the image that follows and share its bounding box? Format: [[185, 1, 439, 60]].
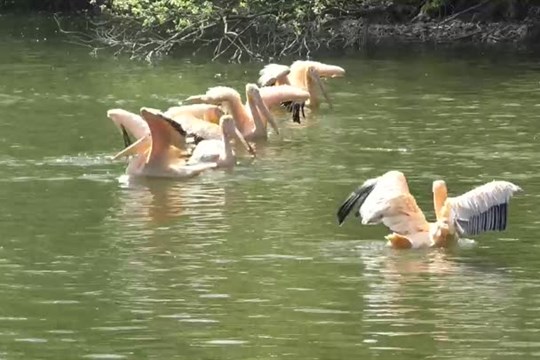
[[337, 171, 521, 249], [113, 108, 253, 178]]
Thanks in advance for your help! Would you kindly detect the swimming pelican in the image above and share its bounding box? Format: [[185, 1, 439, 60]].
[[337, 171, 521, 249], [120, 107, 218, 179], [184, 84, 279, 141], [187, 114, 253, 167], [258, 60, 345, 109]]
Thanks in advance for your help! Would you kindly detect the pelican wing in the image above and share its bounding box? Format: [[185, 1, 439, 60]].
[[107, 109, 150, 145], [449, 181, 521, 236], [187, 139, 223, 164], [172, 115, 221, 141], [258, 64, 290, 86], [140, 108, 188, 165], [337, 171, 429, 235]]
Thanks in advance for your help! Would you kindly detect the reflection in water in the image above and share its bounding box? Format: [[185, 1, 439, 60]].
[[358, 245, 516, 358], [113, 175, 227, 226]]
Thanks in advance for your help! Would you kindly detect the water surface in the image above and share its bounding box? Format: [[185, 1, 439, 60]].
[[1, 21, 540, 359]]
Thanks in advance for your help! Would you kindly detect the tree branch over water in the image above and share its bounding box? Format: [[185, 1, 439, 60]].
[[49, 0, 540, 62]]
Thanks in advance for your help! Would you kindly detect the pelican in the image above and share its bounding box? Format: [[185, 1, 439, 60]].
[[187, 114, 253, 167], [258, 60, 345, 109], [337, 171, 521, 249], [118, 108, 218, 179], [184, 84, 279, 141]]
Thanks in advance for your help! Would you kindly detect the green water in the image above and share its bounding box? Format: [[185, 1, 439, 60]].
[[1, 20, 540, 360]]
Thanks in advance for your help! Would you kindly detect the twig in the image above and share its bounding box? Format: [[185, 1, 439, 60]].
[[440, 0, 490, 25]]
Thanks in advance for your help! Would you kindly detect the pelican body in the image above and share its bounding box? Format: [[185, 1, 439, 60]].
[[188, 115, 253, 168], [337, 171, 521, 249]]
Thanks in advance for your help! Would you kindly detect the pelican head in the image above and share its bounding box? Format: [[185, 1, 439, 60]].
[[220, 115, 236, 136], [432, 180, 448, 221], [245, 83, 259, 98], [313, 63, 346, 78], [306, 66, 332, 107], [245, 83, 280, 136], [220, 115, 256, 156]]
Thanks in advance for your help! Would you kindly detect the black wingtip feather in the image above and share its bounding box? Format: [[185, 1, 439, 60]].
[[281, 101, 306, 124], [160, 114, 187, 137], [457, 202, 510, 236], [120, 125, 132, 148], [336, 183, 376, 226]]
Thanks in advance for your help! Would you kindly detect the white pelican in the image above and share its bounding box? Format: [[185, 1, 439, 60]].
[[337, 171, 521, 249], [184, 84, 279, 141], [187, 114, 252, 167], [258, 60, 345, 109], [118, 108, 218, 179]]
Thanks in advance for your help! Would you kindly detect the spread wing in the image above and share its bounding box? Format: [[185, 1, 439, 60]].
[[448, 181, 522, 236], [337, 171, 429, 235], [171, 115, 221, 141], [107, 109, 150, 147], [139, 108, 188, 166]]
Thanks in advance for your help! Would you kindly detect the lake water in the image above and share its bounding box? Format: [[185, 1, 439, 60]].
[[1, 16, 540, 360]]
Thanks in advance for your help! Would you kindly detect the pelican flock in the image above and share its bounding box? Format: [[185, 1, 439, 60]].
[[106, 60, 521, 249]]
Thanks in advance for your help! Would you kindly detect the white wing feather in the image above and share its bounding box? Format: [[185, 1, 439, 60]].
[[188, 140, 223, 164], [449, 180, 521, 236], [359, 171, 429, 235], [258, 64, 290, 86]]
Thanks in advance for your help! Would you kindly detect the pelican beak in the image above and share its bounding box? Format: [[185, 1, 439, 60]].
[[315, 64, 345, 78], [183, 95, 207, 104], [310, 71, 332, 109], [252, 89, 280, 135], [112, 134, 151, 160], [234, 127, 256, 157]]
